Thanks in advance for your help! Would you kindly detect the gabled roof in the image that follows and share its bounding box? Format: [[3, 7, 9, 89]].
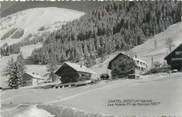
[[108, 53, 134, 69], [24, 72, 44, 80], [56, 61, 97, 74], [164, 43, 182, 60], [25, 65, 48, 80]]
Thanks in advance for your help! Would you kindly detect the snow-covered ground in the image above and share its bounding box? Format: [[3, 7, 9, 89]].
[[132, 22, 182, 67], [0, 7, 84, 70], [0, 7, 84, 47], [91, 22, 182, 74], [0, 7, 85, 88], [1, 8, 182, 117], [1, 72, 182, 116], [20, 43, 42, 59], [1, 104, 54, 117], [15, 105, 54, 117]]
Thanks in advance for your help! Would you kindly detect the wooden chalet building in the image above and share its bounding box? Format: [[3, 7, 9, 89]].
[[164, 43, 182, 71], [108, 53, 148, 79], [22, 72, 44, 86], [55, 62, 98, 84]]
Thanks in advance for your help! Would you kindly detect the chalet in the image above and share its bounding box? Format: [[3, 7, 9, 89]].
[[164, 43, 182, 71], [22, 72, 45, 86], [55, 62, 98, 84], [108, 53, 148, 79]]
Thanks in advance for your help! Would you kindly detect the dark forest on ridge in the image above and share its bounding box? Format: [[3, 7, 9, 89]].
[[1, 1, 182, 67]]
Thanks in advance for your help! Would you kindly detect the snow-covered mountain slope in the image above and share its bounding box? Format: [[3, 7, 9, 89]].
[[0, 7, 84, 88], [0, 7, 85, 47], [91, 21, 182, 74], [132, 21, 182, 67]]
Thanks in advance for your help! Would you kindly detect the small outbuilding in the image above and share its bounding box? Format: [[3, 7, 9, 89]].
[[55, 62, 98, 84], [22, 72, 44, 86], [108, 53, 148, 79], [164, 43, 182, 71]]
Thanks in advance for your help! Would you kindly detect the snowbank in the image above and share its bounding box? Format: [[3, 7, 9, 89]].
[[14, 105, 54, 117]]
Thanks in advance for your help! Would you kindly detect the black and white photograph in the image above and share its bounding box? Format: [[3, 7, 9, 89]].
[[0, 1, 182, 117]]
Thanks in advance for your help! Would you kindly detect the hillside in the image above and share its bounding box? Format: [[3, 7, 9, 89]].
[[91, 21, 182, 74], [1, 1, 106, 17], [0, 7, 84, 58], [29, 1, 182, 65], [1, 21, 181, 88], [0, 7, 84, 88], [132, 21, 182, 67]]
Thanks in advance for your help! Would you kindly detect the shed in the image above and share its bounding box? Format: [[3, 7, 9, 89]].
[[22, 72, 44, 86], [164, 43, 182, 71], [55, 62, 98, 84]]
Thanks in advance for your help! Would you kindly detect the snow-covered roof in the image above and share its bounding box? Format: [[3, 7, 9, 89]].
[[25, 72, 44, 80], [62, 61, 97, 74], [164, 43, 182, 60]]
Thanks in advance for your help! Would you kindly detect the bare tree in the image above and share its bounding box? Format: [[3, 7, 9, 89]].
[[127, 49, 136, 58], [153, 61, 161, 68], [166, 38, 174, 53], [154, 39, 157, 49]]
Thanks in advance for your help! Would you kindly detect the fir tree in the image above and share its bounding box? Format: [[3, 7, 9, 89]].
[[4, 54, 25, 89], [29, 1, 182, 65], [47, 52, 57, 82], [16, 53, 26, 86]]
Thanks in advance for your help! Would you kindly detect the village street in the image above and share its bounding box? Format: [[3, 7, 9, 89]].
[[1, 72, 182, 116]]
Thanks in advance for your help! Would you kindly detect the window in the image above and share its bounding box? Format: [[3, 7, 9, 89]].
[[137, 60, 139, 64]]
